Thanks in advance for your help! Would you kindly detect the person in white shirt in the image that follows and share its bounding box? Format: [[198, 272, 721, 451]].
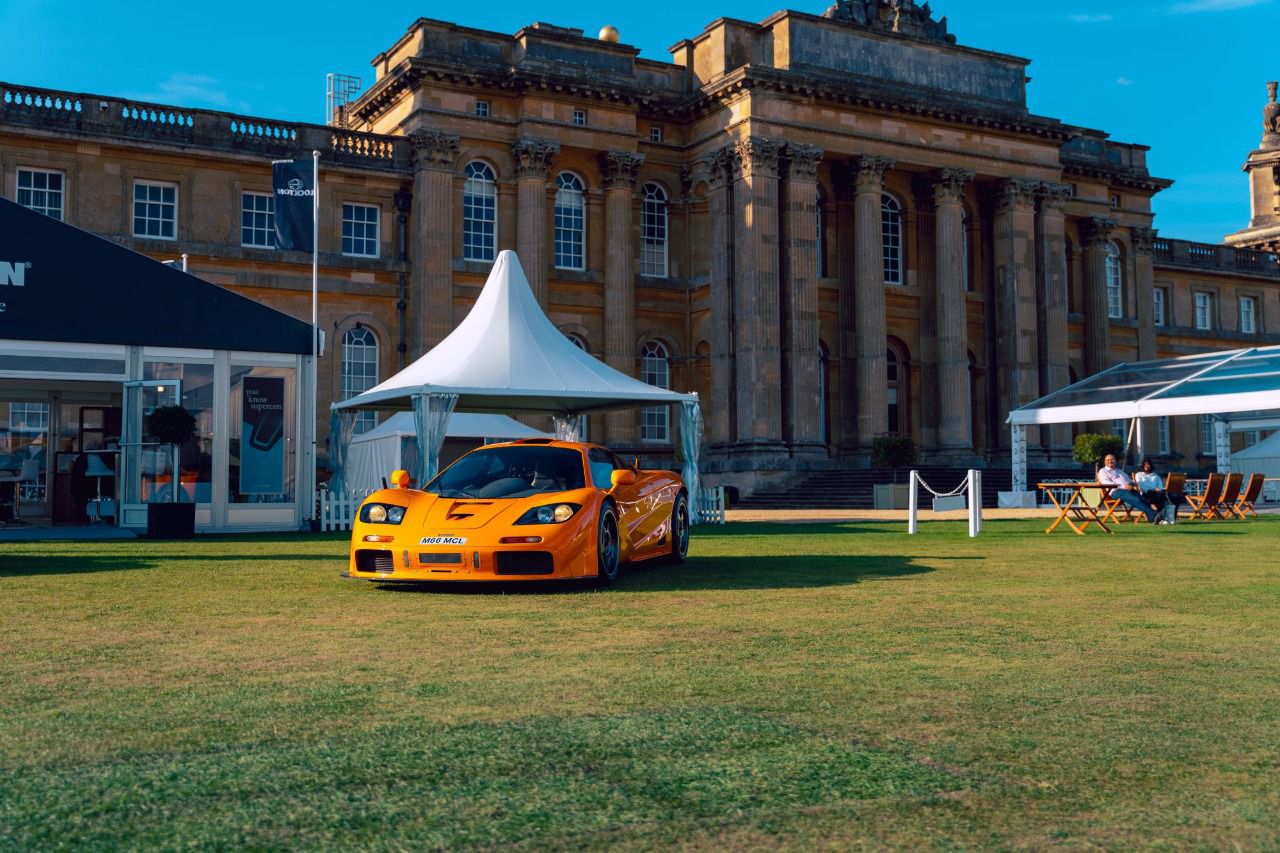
[[1134, 458, 1184, 523], [1097, 453, 1161, 524]]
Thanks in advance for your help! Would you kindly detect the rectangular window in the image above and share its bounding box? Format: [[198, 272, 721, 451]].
[[649, 126, 663, 142], [17, 168, 64, 220], [1194, 292, 1212, 330], [474, 100, 490, 117], [1240, 295, 1257, 334], [8, 401, 50, 433], [1153, 288, 1166, 326], [1157, 416, 1170, 455], [1112, 419, 1126, 441], [133, 180, 177, 240], [572, 109, 586, 127], [1200, 414, 1215, 455], [240, 192, 275, 248], [1245, 430, 1259, 447], [342, 203, 379, 257]]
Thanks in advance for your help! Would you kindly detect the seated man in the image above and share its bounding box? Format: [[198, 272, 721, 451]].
[[1097, 453, 1160, 524]]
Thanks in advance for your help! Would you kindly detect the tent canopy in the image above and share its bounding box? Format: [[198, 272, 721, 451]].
[[333, 250, 697, 416], [348, 412, 550, 445], [1008, 346, 1280, 426]]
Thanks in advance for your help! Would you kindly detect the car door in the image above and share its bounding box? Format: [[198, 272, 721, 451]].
[[590, 448, 645, 555]]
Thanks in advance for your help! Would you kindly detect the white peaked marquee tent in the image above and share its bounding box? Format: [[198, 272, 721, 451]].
[[1006, 345, 1280, 500], [332, 250, 703, 502]]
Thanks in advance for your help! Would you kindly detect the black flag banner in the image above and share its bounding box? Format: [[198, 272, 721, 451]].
[[272, 159, 315, 252]]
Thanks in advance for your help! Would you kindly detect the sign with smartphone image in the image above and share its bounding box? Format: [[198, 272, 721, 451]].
[[240, 376, 285, 494]]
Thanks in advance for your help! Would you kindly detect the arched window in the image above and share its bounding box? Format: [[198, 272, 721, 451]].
[[886, 345, 907, 435], [554, 172, 585, 270], [640, 340, 670, 443], [817, 188, 828, 278], [882, 193, 903, 285], [640, 183, 668, 278], [819, 342, 830, 445], [1106, 241, 1124, 319], [342, 326, 379, 434], [462, 162, 497, 262]]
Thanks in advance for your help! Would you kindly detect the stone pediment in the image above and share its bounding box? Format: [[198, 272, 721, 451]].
[[822, 0, 955, 43]]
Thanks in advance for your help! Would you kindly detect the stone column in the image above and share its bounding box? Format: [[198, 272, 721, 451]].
[[781, 143, 824, 454], [853, 155, 895, 448], [933, 168, 975, 453], [408, 130, 460, 354], [833, 162, 859, 454], [992, 178, 1040, 450], [1080, 217, 1117, 376], [1131, 226, 1159, 453], [704, 147, 737, 447], [1037, 182, 1072, 455], [732, 136, 785, 452], [511, 136, 560, 306], [599, 150, 645, 444]]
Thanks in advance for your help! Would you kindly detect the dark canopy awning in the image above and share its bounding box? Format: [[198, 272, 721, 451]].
[[0, 198, 312, 354]]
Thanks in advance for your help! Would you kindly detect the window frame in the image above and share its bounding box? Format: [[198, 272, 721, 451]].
[[17, 167, 65, 220], [881, 193, 903, 285], [640, 182, 668, 279], [1153, 287, 1166, 327], [341, 202, 380, 258], [341, 326, 379, 434], [462, 161, 498, 263], [240, 191, 276, 249], [649, 126, 663, 143], [1157, 416, 1170, 455], [132, 178, 178, 241], [1200, 414, 1215, 455], [1105, 241, 1123, 319], [572, 109, 587, 127], [1240, 295, 1258, 334], [553, 172, 586, 271], [640, 340, 671, 444], [1194, 291, 1213, 331], [474, 100, 490, 118]]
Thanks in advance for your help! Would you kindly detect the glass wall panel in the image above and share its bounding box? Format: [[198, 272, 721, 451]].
[[228, 365, 296, 504], [141, 362, 215, 503]]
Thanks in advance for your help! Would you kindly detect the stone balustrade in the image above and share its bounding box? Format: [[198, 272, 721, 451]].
[[2, 81, 410, 172], [1152, 236, 1280, 277]]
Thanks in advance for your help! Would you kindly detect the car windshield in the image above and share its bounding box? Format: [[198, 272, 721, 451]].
[[425, 445, 587, 498]]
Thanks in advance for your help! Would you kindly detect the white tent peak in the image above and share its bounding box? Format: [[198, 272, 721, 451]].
[[334, 249, 696, 416]]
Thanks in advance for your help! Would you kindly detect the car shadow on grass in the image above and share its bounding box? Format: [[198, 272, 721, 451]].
[[373, 553, 933, 595]]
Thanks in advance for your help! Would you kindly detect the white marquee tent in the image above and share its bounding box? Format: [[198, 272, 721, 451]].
[[1006, 345, 1280, 500], [344, 412, 552, 492], [1229, 429, 1280, 480], [332, 250, 702, 499]]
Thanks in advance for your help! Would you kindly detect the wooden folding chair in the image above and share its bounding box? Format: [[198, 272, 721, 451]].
[[1164, 472, 1187, 521], [1186, 472, 1226, 520], [1231, 473, 1265, 518], [1217, 472, 1244, 519]]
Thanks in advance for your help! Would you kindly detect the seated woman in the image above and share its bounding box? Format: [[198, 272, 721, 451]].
[[1097, 453, 1161, 524], [1133, 458, 1185, 524]]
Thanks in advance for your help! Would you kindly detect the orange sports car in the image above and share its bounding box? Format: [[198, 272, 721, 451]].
[[342, 439, 690, 584]]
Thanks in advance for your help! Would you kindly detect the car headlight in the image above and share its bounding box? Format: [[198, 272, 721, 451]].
[[515, 503, 580, 525], [360, 503, 406, 525]]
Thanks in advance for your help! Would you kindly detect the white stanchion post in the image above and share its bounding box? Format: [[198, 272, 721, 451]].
[[967, 469, 977, 537], [908, 469, 919, 535]]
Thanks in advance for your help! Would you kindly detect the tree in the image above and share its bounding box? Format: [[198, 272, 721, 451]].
[[872, 434, 917, 484], [1072, 433, 1124, 470]]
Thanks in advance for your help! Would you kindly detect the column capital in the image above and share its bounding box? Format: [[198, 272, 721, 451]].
[[852, 155, 895, 194], [1130, 226, 1157, 255], [735, 136, 783, 179], [511, 136, 560, 179], [1037, 181, 1072, 213], [994, 177, 1039, 214], [783, 143, 823, 181], [599, 150, 645, 190], [701, 145, 738, 189], [1079, 216, 1118, 249], [931, 167, 974, 204], [408, 130, 460, 171]]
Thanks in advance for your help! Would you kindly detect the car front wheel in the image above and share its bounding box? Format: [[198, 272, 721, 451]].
[[596, 504, 621, 585], [663, 492, 690, 564]]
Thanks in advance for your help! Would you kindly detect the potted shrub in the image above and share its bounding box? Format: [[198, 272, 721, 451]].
[[145, 404, 197, 539], [872, 434, 917, 509], [1072, 433, 1124, 472]]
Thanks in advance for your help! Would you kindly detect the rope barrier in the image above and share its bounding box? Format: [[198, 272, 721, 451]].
[[915, 475, 969, 499]]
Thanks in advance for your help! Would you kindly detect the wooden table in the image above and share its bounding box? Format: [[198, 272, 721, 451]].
[[1037, 482, 1115, 535]]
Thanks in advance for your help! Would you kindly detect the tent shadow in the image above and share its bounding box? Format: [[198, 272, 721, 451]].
[[373, 553, 933, 595], [0, 555, 163, 577]]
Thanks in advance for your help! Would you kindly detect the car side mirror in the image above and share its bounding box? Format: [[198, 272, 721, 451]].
[[610, 469, 637, 488]]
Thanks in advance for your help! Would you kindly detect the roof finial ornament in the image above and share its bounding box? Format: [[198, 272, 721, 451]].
[[821, 0, 954, 43], [1264, 81, 1279, 140]]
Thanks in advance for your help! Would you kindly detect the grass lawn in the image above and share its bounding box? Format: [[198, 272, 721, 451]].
[[2, 518, 1279, 850]]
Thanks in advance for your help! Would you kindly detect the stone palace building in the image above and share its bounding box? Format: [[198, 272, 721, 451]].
[[3, 0, 1279, 495]]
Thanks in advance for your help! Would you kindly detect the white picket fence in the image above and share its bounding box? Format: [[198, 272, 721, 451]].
[[320, 484, 726, 531], [318, 488, 377, 532]]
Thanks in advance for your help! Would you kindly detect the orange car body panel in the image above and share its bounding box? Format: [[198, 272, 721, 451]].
[[344, 440, 684, 582]]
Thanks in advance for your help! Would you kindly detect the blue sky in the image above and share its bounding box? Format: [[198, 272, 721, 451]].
[[2, 0, 1273, 243]]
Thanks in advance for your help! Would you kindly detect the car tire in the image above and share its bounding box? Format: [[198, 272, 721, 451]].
[[661, 492, 690, 564], [595, 504, 621, 585]]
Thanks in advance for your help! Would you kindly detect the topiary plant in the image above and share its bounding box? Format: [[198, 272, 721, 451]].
[[872, 434, 917, 483], [1072, 433, 1124, 470], [145, 405, 197, 447]]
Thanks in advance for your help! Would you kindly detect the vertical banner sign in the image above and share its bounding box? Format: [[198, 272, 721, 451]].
[[240, 377, 285, 495], [272, 159, 315, 252]]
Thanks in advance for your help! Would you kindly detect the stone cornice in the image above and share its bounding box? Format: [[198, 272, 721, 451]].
[[511, 136, 560, 179], [1079, 216, 1117, 249], [852, 155, 894, 194], [734, 136, 783, 179], [783, 143, 823, 181], [599, 150, 645, 189], [993, 177, 1039, 213], [408, 129, 460, 171], [931, 167, 973, 204]]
